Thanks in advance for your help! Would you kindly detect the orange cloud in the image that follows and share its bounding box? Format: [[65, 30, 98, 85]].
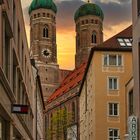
[[21, 0, 132, 70]]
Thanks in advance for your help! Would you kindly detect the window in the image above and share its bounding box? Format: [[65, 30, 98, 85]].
[[117, 38, 132, 47], [2, 14, 12, 79], [72, 102, 76, 122], [21, 43, 24, 70], [108, 77, 118, 90], [108, 103, 119, 116], [95, 20, 98, 24], [82, 20, 84, 25], [38, 13, 40, 17], [43, 13, 45, 17], [92, 32, 97, 43], [13, 51, 18, 95], [109, 128, 119, 140], [104, 54, 122, 66], [18, 23, 20, 56], [4, 30, 10, 78], [85, 79, 88, 112], [129, 90, 134, 115], [0, 116, 7, 140], [138, 0, 140, 16], [77, 34, 80, 47], [47, 13, 50, 17], [43, 26, 48, 38], [13, 2, 16, 36]]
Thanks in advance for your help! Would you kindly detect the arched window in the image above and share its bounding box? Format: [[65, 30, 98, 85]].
[[72, 102, 76, 122], [77, 34, 80, 47], [92, 32, 97, 44], [43, 26, 48, 38]]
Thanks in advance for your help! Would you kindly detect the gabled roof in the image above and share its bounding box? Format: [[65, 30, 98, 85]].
[[47, 62, 87, 103]]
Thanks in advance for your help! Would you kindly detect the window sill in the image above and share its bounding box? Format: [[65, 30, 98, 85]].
[[103, 65, 123, 67], [42, 37, 50, 39], [108, 115, 119, 117], [108, 89, 119, 91]]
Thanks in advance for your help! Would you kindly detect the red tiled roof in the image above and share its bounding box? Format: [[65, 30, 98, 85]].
[[102, 25, 132, 48], [47, 62, 87, 103], [47, 25, 132, 104]]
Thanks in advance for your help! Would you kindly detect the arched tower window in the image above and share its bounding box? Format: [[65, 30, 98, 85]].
[[43, 26, 48, 38], [72, 102, 76, 122], [92, 31, 97, 44], [77, 33, 80, 48]]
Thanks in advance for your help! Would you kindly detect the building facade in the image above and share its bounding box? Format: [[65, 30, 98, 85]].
[[79, 26, 132, 140], [46, 62, 86, 140], [132, 0, 140, 138], [36, 75, 45, 140], [45, 1, 104, 140], [32, 61, 46, 140], [0, 0, 35, 139], [29, 0, 60, 101]]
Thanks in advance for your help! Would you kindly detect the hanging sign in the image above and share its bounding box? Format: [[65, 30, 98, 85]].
[[12, 104, 29, 114], [128, 115, 137, 140]]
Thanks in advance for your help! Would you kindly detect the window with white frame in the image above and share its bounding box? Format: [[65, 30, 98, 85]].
[[103, 54, 122, 66], [108, 103, 119, 116], [117, 38, 132, 47], [109, 128, 119, 140], [108, 77, 118, 90]]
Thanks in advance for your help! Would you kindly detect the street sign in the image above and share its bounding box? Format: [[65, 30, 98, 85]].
[[12, 104, 29, 114], [128, 115, 137, 140]]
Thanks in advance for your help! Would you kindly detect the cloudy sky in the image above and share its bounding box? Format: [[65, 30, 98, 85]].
[[21, 0, 132, 70]]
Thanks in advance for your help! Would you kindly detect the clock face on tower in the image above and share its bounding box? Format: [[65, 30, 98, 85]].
[[41, 48, 52, 58]]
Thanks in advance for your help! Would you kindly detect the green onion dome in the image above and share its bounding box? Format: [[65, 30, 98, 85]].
[[29, 0, 57, 14], [74, 3, 104, 21]]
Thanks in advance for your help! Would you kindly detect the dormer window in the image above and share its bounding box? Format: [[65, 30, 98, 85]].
[[43, 26, 48, 38], [92, 32, 97, 43], [117, 38, 132, 47]]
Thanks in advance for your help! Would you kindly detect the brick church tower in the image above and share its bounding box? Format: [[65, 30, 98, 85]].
[[29, 0, 60, 101], [74, 2, 104, 67]]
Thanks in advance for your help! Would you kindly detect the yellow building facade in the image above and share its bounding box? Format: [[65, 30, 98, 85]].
[[79, 26, 132, 140], [132, 0, 140, 138]]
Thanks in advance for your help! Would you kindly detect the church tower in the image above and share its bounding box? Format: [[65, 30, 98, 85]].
[[74, 2, 104, 67], [29, 0, 60, 101]]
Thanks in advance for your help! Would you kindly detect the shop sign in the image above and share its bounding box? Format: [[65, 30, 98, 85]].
[[12, 104, 28, 114], [128, 115, 137, 140]]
